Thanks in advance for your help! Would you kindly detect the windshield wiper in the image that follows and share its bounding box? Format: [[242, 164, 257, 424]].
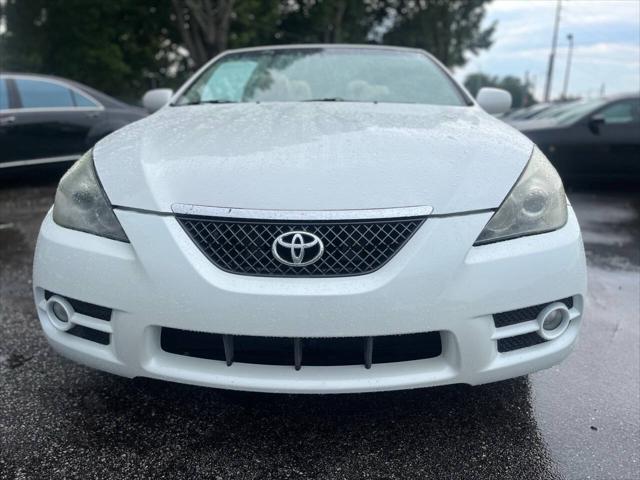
[[173, 99, 237, 106], [302, 97, 345, 102]]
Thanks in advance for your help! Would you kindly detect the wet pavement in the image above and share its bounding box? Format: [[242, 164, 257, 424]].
[[0, 174, 638, 480]]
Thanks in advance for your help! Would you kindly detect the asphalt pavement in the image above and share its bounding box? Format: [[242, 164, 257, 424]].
[[1, 173, 638, 480]]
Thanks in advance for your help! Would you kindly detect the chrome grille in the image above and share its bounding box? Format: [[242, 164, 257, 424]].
[[176, 216, 426, 277]]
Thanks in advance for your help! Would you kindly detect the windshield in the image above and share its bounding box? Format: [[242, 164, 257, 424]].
[[175, 48, 468, 106], [552, 99, 608, 125], [536, 99, 606, 125], [506, 104, 549, 120]]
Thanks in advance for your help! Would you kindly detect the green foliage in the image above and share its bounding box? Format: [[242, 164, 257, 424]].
[[383, 0, 495, 68], [0, 0, 498, 102], [276, 0, 387, 44], [0, 0, 180, 102], [464, 73, 536, 108], [464, 72, 495, 96], [229, 0, 283, 49]]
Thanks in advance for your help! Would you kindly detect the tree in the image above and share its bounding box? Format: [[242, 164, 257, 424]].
[[499, 75, 535, 108], [276, 0, 388, 44], [383, 0, 495, 68], [463, 72, 496, 96], [464, 73, 536, 108], [169, 1, 390, 68], [171, 0, 235, 67], [0, 0, 499, 101], [0, 0, 181, 101], [170, 0, 282, 68]]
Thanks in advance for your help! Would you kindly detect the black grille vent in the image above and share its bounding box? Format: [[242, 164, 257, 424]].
[[161, 329, 442, 368], [493, 297, 574, 328], [176, 216, 425, 277], [44, 291, 111, 345], [498, 333, 546, 352], [44, 290, 112, 321], [68, 325, 110, 345]]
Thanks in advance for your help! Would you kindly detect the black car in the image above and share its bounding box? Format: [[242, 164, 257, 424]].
[[513, 95, 640, 182], [0, 73, 146, 170]]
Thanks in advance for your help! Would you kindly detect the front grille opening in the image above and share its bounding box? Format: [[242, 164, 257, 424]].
[[497, 332, 546, 353], [372, 333, 442, 364], [160, 328, 442, 368], [175, 216, 426, 277], [234, 336, 295, 365], [44, 290, 112, 321], [493, 297, 574, 328], [68, 325, 110, 345]]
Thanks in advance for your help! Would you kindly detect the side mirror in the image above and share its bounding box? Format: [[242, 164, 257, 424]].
[[476, 87, 512, 115], [142, 88, 174, 113], [588, 115, 606, 134]]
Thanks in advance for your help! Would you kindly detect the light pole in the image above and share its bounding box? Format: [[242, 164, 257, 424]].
[[562, 34, 574, 100], [544, 0, 562, 102]]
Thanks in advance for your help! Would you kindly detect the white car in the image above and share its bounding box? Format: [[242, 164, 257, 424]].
[[33, 45, 587, 393]]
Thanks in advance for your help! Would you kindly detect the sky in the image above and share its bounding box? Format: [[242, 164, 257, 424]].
[[454, 0, 640, 101]]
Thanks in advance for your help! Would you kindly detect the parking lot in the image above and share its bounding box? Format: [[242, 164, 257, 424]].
[[0, 174, 638, 480]]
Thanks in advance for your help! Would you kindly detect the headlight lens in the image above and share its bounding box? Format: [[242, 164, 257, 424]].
[[474, 146, 567, 245], [52, 150, 128, 242]]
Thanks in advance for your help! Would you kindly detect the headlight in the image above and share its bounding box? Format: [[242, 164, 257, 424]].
[[474, 146, 567, 245], [52, 150, 128, 242]]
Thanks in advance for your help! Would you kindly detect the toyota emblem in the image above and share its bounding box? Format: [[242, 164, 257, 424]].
[[272, 231, 324, 266]]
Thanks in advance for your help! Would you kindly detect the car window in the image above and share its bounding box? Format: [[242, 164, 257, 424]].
[[0, 79, 8, 110], [177, 48, 467, 106], [72, 90, 98, 108], [200, 60, 259, 102], [546, 99, 606, 126], [15, 78, 75, 108], [598, 100, 639, 124]]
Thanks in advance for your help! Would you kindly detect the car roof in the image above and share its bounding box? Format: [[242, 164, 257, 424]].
[[0, 72, 135, 109], [222, 43, 428, 55], [602, 92, 640, 102]]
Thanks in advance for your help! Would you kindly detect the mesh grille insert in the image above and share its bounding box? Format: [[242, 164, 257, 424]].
[[68, 325, 110, 345], [493, 297, 574, 328], [498, 333, 546, 352], [176, 216, 425, 277]]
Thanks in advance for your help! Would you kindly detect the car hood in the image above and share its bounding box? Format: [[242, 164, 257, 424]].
[[94, 102, 533, 215]]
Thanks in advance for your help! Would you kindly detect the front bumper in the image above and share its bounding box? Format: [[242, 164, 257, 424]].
[[33, 207, 587, 393]]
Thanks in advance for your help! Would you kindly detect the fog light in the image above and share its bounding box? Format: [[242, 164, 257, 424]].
[[537, 302, 571, 340], [52, 302, 69, 323], [543, 309, 563, 331], [45, 296, 74, 332]]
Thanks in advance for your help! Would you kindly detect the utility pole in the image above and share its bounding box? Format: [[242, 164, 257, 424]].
[[544, 0, 562, 102], [531, 74, 538, 101], [562, 34, 574, 100]]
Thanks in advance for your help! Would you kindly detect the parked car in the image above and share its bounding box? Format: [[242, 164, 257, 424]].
[[513, 95, 640, 182], [0, 73, 146, 170], [503, 102, 555, 122], [33, 45, 586, 394]]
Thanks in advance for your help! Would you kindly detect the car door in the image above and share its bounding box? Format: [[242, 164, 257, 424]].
[[0, 76, 103, 167], [0, 77, 20, 165], [587, 99, 640, 178]]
